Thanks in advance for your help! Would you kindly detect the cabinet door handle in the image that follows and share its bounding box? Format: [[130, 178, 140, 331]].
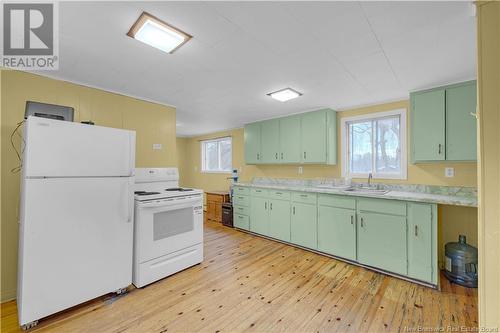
[[270, 203, 273, 210], [265, 202, 267, 210], [303, 151, 306, 159], [360, 217, 364, 227], [350, 215, 354, 225], [438, 144, 442, 155], [257, 153, 260, 160], [293, 206, 295, 215], [414, 225, 418, 236], [281, 152, 283, 159], [275, 153, 278, 159], [300, 194, 307, 198]]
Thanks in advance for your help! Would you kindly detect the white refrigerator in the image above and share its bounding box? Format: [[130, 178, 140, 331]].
[[17, 116, 136, 328]]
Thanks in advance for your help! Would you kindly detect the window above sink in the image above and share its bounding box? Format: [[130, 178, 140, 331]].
[[341, 108, 407, 180]]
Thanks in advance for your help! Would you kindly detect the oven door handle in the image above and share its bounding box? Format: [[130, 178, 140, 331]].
[[138, 197, 201, 210]]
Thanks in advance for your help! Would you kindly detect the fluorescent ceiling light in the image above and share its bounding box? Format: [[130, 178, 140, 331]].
[[127, 12, 192, 54], [267, 88, 302, 102]]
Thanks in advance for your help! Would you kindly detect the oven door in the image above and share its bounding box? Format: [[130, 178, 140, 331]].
[[135, 195, 203, 264]]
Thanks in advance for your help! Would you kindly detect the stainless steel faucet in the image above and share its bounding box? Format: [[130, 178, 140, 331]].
[[368, 173, 373, 187]]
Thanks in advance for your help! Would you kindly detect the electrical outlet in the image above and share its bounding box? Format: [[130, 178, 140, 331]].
[[298, 166, 303, 175], [152, 143, 162, 150], [445, 167, 455, 178]]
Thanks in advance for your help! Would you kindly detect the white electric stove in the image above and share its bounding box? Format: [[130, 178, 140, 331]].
[[133, 168, 204, 288]]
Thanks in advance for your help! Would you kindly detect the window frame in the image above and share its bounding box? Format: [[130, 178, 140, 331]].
[[341, 108, 407, 180], [200, 136, 233, 174]]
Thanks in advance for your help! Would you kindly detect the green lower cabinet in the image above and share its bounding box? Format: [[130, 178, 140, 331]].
[[268, 199, 291, 242], [318, 206, 356, 261], [250, 196, 269, 235], [234, 213, 250, 230], [407, 203, 435, 283], [291, 202, 317, 249], [357, 212, 407, 275]]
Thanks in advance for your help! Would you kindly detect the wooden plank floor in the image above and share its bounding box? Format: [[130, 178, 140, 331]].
[[1, 220, 477, 333]]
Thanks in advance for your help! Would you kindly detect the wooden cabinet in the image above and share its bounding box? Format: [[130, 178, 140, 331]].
[[206, 192, 229, 223], [411, 80, 477, 162], [244, 122, 261, 164], [244, 109, 337, 165], [407, 203, 436, 283], [318, 205, 356, 261]]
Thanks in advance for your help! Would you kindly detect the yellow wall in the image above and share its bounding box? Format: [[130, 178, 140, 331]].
[[0, 70, 177, 301], [177, 100, 478, 267], [477, 1, 500, 328]]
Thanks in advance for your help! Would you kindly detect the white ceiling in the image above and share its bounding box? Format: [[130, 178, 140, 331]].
[[38, 1, 476, 136]]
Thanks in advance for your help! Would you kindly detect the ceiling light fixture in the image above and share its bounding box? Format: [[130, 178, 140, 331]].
[[127, 12, 192, 54], [267, 88, 302, 102]]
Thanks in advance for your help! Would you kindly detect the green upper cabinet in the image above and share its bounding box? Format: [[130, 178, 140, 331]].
[[279, 115, 301, 163], [244, 122, 262, 164], [407, 203, 436, 284], [411, 90, 446, 161], [244, 109, 337, 165], [446, 82, 477, 161], [301, 110, 327, 163], [411, 80, 477, 163], [261, 119, 280, 163]]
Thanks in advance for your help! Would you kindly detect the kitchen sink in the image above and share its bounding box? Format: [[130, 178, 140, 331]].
[[343, 187, 389, 195], [314, 184, 351, 190]]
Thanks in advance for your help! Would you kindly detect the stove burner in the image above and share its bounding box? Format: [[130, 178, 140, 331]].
[[135, 191, 161, 196], [165, 188, 194, 192]]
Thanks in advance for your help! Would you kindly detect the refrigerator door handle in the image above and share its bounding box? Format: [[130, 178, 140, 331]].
[[123, 180, 133, 223], [129, 132, 136, 176]]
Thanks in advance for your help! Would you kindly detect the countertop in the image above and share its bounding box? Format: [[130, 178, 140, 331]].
[[233, 181, 477, 207]]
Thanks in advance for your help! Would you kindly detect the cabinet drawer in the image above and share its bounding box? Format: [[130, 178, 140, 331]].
[[233, 195, 250, 207], [233, 205, 250, 216], [233, 186, 250, 196], [207, 194, 224, 203], [251, 188, 269, 197], [318, 194, 356, 210], [291, 192, 317, 204], [234, 214, 250, 230], [357, 198, 406, 216], [268, 190, 291, 200]]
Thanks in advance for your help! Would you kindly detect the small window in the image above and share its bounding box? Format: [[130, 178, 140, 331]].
[[342, 109, 407, 180], [201, 137, 232, 173]]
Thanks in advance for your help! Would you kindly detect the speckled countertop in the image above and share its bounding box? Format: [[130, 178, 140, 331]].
[[233, 178, 478, 207]]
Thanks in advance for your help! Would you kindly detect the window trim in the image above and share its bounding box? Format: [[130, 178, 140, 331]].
[[200, 136, 233, 174], [341, 108, 407, 180]]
